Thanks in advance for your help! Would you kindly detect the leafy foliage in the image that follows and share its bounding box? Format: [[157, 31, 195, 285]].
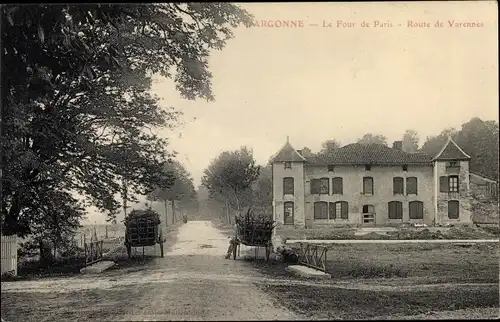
[[421, 118, 499, 179], [202, 147, 260, 212], [1, 4, 252, 236], [356, 133, 388, 146], [319, 139, 341, 155], [402, 129, 419, 153]]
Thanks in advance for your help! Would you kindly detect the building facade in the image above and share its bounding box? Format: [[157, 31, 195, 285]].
[[271, 137, 488, 228]]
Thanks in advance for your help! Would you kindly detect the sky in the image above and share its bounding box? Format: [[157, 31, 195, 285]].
[[84, 1, 498, 224]]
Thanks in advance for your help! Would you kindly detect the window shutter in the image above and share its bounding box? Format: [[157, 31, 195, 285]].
[[439, 176, 448, 192], [329, 202, 336, 219], [340, 202, 349, 219]]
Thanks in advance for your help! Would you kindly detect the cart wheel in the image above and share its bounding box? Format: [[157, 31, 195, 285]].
[[265, 245, 271, 261], [160, 242, 164, 258], [232, 241, 237, 260], [126, 245, 131, 259]]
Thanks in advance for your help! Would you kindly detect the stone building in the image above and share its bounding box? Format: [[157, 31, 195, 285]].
[[270, 137, 495, 228]]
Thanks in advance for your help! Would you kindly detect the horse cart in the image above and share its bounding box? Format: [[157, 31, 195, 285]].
[[226, 208, 275, 261], [124, 209, 164, 259]]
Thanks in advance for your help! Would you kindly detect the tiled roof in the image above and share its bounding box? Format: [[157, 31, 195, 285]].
[[306, 143, 432, 165], [270, 141, 307, 162], [433, 137, 471, 161]]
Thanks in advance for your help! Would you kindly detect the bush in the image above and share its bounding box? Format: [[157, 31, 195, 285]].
[[276, 245, 300, 263]]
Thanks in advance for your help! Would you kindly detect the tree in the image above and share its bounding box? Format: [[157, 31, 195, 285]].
[[148, 160, 197, 225], [318, 140, 341, 155], [251, 164, 273, 219], [201, 147, 260, 223], [402, 129, 420, 153], [356, 133, 388, 146], [299, 147, 314, 157], [1, 4, 252, 236], [420, 127, 459, 158]]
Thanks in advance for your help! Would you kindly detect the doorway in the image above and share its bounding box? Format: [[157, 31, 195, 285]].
[[362, 205, 375, 226]]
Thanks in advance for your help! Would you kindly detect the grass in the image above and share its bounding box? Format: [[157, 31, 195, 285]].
[[259, 284, 499, 319], [278, 226, 499, 241], [318, 243, 499, 283]]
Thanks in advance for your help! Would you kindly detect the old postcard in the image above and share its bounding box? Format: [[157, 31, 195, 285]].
[[1, 2, 498, 321]]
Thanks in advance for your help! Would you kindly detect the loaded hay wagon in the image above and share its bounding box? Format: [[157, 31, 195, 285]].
[[226, 208, 275, 261], [124, 209, 165, 259]]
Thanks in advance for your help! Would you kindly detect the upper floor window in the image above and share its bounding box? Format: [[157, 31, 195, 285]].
[[393, 177, 404, 195], [406, 177, 418, 195], [409, 201, 424, 219], [327, 165, 335, 172], [332, 177, 343, 195], [283, 177, 294, 195], [448, 175, 459, 192], [446, 161, 459, 168], [402, 165, 408, 172], [365, 164, 371, 171], [388, 201, 403, 219], [311, 178, 329, 195], [439, 175, 459, 193], [363, 177, 374, 195], [284, 162, 292, 169], [448, 200, 459, 219], [491, 183, 498, 197]]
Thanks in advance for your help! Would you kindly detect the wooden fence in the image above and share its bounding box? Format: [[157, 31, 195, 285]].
[[1, 235, 18, 276], [84, 240, 104, 266]]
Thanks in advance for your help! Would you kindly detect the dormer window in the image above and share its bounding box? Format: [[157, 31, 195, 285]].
[[365, 164, 371, 171], [327, 165, 335, 172], [284, 162, 292, 169]]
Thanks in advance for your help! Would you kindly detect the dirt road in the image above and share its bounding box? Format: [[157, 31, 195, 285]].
[[1, 221, 300, 321]]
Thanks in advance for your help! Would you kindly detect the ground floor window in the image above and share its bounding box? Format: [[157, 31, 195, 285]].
[[448, 200, 459, 219], [284, 202, 294, 224], [314, 201, 328, 219], [409, 201, 424, 219], [315, 201, 348, 220], [388, 201, 403, 219]]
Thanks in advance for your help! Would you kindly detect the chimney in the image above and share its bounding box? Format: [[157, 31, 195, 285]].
[[392, 141, 403, 150], [297, 149, 303, 155]]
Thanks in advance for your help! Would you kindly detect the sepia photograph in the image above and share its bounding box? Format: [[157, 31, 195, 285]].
[[1, 1, 498, 321]]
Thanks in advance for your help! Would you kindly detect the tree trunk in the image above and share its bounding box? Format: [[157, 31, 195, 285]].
[[171, 200, 176, 225], [164, 199, 168, 227]]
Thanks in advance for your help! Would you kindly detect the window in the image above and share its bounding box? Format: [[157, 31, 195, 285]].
[[365, 164, 371, 171], [492, 183, 498, 197], [311, 178, 329, 194], [409, 201, 424, 219], [447, 161, 459, 168], [448, 200, 459, 219], [363, 177, 374, 195], [402, 165, 408, 172], [284, 202, 294, 224], [406, 177, 418, 195], [439, 176, 449, 192], [388, 201, 403, 219], [284, 162, 292, 169], [319, 177, 329, 194], [336, 201, 349, 219], [393, 177, 404, 195], [448, 175, 459, 193], [314, 202, 328, 219], [283, 177, 294, 195], [328, 165, 335, 172], [310, 179, 320, 194], [328, 202, 336, 219], [332, 177, 343, 195]]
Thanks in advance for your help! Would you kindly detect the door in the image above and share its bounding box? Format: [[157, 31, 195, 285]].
[[362, 205, 376, 225]]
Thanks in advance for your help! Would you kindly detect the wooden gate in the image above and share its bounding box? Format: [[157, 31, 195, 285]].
[[84, 240, 104, 266], [298, 242, 328, 272], [1, 235, 18, 276]]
